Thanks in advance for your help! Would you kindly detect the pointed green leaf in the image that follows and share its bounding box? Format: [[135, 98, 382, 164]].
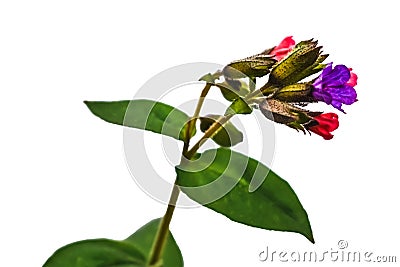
[[176, 148, 314, 243], [200, 115, 243, 147], [125, 218, 183, 267], [43, 239, 147, 267], [199, 71, 222, 83], [43, 219, 183, 267], [84, 99, 195, 141], [216, 79, 250, 102], [226, 97, 252, 115], [218, 84, 240, 101]]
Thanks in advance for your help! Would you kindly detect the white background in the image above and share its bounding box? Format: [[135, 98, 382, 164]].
[[1, 0, 399, 266]]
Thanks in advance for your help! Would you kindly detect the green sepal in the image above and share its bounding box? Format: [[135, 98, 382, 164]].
[[223, 50, 276, 79], [259, 99, 320, 133], [287, 54, 329, 84], [274, 83, 314, 103], [269, 39, 322, 86]]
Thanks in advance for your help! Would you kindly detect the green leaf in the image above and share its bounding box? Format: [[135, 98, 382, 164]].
[[199, 71, 222, 83], [199, 71, 250, 102], [226, 97, 252, 115], [216, 79, 250, 102], [200, 115, 243, 147], [125, 218, 183, 267], [43, 219, 183, 267], [43, 239, 147, 267], [176, 148, 314, 243], [84, 99, 194, 141]]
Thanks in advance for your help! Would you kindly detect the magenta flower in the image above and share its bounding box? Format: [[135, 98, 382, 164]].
[[347, 68, 358, 87], [312, 63, 357, 112], [269, 36, 295, 61]]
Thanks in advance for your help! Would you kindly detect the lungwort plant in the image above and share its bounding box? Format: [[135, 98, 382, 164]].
[[44, 36, 358, 266]]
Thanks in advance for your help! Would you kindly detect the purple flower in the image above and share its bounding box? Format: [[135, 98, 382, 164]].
[[312, 63, 357, 112]]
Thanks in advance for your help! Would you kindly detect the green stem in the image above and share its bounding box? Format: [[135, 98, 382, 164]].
[[249, 77, 256, 92], [182, 83, 212, 154], [148, 183, 180, 266], [148, 78, 260, 265], [148, 82, 213, 266]]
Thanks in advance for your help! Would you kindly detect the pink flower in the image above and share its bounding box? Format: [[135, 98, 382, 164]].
[[308, 113, 339, 140], [269, 36, 295, 61], [346, 68, 358, 87]]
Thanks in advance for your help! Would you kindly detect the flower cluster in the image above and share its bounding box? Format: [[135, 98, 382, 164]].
[[221, 36, 358, 140]]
